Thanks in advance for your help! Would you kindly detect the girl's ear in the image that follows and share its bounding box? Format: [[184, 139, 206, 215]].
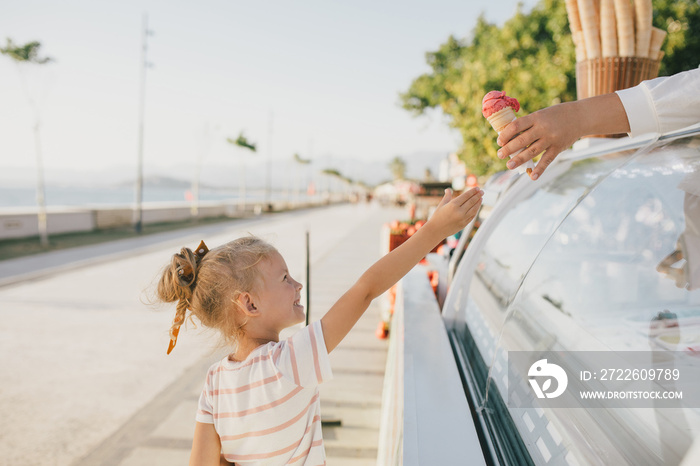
[[237, 292, 259, 317]]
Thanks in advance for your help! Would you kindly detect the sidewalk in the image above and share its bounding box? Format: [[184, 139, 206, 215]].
[[87, 204, 396, 465], [0, 206, 404, 466]]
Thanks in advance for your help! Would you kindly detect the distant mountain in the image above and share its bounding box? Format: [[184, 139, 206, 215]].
[[2, 149, 452, 191], [115, 176, 217, 190]]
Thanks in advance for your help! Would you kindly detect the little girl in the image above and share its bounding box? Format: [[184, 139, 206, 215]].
[[155, 187, 482, 465]]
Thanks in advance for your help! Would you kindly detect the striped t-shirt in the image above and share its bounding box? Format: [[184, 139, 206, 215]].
[[196, 320, 333, 465]]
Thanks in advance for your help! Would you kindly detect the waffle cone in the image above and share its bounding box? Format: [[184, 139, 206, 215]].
[[566, 0, 586, 61], [600, 0, 618, 57], [485, 106, 535, 176], [578, 0, 601, 59], [648, 27, 667, 60], [565, 0, 583, 34], [634, 0, 652, 58], [486, 108, 516, 133], [573, 30, 587, 62], [614, 0, 635, 56]]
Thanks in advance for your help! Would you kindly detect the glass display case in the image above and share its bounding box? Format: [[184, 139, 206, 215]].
[[443, 127, 700, 465]]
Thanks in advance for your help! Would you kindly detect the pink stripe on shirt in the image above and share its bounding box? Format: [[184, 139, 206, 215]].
[[309, 323, 323, 384], [289, 438, 324, 464], [224, 414, 322, 461], [289, 338, 301, 385], [214, 385, 304, 419], [220, 396, 320, 441], [209, 372, 282, 396]]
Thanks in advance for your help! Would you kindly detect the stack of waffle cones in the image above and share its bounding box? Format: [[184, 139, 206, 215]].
[[566, 0, 666, 100]]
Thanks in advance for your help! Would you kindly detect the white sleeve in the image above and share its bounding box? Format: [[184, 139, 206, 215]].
[[616, 68, 700, 138], [273, 320, 333, 388]]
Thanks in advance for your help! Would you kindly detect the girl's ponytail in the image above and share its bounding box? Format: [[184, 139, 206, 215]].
[[156, 241, 209, 354]]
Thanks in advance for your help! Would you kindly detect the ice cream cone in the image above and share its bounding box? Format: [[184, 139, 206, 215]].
[[613, 0, 635, 56], [565, 0, 583, 35], [573, 30, 587, 62], [486, 107, 516, 133], [648, 27, 667, 61], [565, 0, 586, 61], [600, 0, 618, 57], [578, 0, 601, 59], [634, 0, 652, 58], [484, 106, 536, 176]]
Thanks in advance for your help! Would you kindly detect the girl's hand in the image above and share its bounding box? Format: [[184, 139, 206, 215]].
[[320, 186, 482, 354], [427, 187, 483, 239]]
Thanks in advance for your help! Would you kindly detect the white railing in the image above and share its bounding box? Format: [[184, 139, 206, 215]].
[[377, 266, 486, 465], [0, 197, 347, 241]]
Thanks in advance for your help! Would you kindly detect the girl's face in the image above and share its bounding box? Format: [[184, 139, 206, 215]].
[[254, 251, 305, 332]]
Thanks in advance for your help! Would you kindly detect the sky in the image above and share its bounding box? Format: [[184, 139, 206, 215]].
[[0, 0, 536, 186]]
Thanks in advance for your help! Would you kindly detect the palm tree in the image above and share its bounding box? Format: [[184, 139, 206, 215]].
[[1, 39, 53, 246], [389, 156, 407, 181], [293, 153, 312, 204], [226, 132, 257, 211]]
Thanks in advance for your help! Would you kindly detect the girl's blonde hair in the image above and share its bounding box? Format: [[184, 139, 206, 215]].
[[156, 236, 277, 350]]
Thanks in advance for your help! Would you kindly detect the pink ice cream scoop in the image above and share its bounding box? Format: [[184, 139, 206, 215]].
[[481, 91, 520, 118]]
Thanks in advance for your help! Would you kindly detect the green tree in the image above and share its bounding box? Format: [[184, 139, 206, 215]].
[[1, 39, 54, 246], [653, 0, 700, 76], [401, 0, 700, 176], [389, 156, 407, 180], [0, 39, 52, 63], [226, 132, 257, 210], [402, 0, 574, 176], [231, 132, 257, 152]]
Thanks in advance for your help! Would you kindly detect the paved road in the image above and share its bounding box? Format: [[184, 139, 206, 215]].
[[0, 203, 404, 465]]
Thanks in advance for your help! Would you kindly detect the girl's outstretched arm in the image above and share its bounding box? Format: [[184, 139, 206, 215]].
[[321, 187, 483, 352], [190, 422, 228, 466]]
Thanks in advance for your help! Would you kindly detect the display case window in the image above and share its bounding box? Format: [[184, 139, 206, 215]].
[[451, 134, 700, 465]]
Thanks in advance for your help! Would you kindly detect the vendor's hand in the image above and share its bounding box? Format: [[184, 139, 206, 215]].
[[496, 101, 583, 181], [496, 93, 630, 180]]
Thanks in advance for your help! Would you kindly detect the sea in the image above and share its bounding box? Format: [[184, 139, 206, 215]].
[[0, 186, 315, 210]]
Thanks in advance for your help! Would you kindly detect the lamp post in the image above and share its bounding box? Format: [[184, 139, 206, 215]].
[[266, 110, 273, 209], [293, 153, 311, 205], [134, 13, 153, 233]]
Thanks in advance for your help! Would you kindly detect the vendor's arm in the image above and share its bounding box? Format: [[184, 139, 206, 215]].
[[617, 67, 700, 138], [499, 68, 700, 180]]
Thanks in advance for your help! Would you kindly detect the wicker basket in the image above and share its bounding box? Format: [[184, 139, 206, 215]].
[[576, 56, 660, 100], [576, 57, 660, 137]]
